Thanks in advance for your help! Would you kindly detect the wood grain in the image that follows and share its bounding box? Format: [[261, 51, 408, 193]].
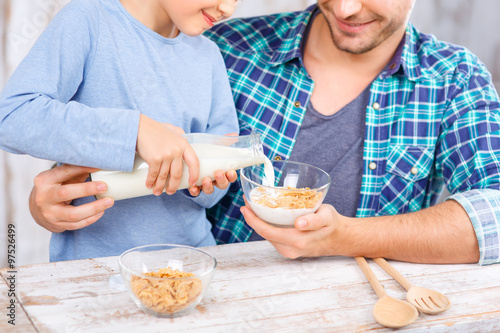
[[1, 241, 499, 332]]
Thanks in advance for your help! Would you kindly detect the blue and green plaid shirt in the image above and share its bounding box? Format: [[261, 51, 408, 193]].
[[205, 5, 500, 265]]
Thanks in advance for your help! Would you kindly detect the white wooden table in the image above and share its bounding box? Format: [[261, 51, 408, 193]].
[[1, 241, 500, 332]]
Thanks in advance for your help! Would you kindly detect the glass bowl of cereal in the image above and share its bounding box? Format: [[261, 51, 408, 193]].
[[118, 244, 217, 317], [240, 160, 331, 227]]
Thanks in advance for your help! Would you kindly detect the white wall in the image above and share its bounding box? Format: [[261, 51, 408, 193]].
[[233, 0, 315, 18], [1, 0, 70, 267], [1, 0, 499, 267], [0, 0, 8, 268], [410, 0, 500, 91]]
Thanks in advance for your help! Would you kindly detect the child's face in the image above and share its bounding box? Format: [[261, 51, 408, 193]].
[[162, 0, 239, 37]]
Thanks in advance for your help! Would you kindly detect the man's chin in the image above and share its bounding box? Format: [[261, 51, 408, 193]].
[[332, 39, 379, 55]]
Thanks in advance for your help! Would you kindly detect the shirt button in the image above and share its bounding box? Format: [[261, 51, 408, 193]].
[[372, 102, 380, 110], [411, 167, 418, 175], [368, 162, 377, 170], [294, 101, 301, 108], [274, 156, 282, 161], [389, 63, 396, 69]]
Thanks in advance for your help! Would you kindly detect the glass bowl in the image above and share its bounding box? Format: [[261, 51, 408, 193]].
[[118, 244, 217, 317], [240, 160, 331, 227]]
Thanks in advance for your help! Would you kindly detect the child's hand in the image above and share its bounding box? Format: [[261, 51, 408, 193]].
[[136, 114, 199, 195], [161, 123, 186, 136], [188, 169, 238, 197]]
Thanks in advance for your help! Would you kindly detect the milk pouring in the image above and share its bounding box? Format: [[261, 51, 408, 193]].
[[90, 133, 267, 201]]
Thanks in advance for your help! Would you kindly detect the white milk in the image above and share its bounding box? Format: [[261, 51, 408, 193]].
[[247, 199, 317, 227], [262, 157, 275, 187], [91, 141, 266, 201]]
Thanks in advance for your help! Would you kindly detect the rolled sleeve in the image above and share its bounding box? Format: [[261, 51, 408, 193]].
[[447, 189, 500, 265]]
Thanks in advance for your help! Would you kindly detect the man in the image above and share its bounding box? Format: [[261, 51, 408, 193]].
[[29, 0, 500, 265]]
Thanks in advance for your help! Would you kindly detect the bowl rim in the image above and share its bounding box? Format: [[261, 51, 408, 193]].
[[240, 160, 331, 192], [118, 243, 217, 280]]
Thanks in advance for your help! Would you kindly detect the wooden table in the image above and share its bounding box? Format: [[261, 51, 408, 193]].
[[1, 241, 500, 332]]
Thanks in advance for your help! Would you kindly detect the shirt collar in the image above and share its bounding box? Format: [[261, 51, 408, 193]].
[[379, 35, 405, 78], [379, 23, 421, 81], [401, 23, 423, 81], [268, 4, 317, 66]]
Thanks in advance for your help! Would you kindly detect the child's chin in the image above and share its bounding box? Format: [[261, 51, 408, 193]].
[[183, 29, 206, 37]]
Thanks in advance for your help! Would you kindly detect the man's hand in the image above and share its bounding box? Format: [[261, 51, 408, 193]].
[[30, 164, 114, 233], [241, 197, 341, 258]]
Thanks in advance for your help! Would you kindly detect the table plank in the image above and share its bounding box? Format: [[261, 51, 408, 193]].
[[3, 241, 500, 332]]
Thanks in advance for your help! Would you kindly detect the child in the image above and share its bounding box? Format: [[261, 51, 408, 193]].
[[0, 0, 240, 261]]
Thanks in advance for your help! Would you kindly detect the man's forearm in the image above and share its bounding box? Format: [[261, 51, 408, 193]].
[[341, 200, 480, 264]]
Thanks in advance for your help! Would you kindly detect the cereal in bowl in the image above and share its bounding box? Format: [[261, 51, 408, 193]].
[[130, 267, 202, 313], [252, 186, 323, 209]]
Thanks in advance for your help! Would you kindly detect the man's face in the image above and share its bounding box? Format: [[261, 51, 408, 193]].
[[317, 0, 415, 54]]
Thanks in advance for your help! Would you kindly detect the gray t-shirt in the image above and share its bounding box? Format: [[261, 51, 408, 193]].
[[248, 6, 367, 241], [289, 87, 369, 217], [248, 87, 368, 241]]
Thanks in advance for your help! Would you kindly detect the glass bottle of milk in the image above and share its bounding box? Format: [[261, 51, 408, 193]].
[[89, 133, 267, 201]]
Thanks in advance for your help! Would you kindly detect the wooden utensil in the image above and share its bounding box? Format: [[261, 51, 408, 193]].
[[354, 257, 419, 328], [373, 257, 451, 315]]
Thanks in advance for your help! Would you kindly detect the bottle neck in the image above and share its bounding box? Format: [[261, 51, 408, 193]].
[[250, 133, 266, 164]]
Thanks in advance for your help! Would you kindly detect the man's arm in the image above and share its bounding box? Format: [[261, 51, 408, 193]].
[[241, 199, 480, 264]]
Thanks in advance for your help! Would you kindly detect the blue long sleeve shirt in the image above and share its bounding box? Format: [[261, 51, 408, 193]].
[[0, 0, 239, 261]]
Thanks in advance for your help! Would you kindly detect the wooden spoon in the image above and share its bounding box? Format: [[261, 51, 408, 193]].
[[373, 258, 451, 315], [355, 257, 419, 328]]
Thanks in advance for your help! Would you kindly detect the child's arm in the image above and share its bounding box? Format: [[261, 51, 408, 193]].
[[178, 42, 241, 205], [0, 1, 137, 172]]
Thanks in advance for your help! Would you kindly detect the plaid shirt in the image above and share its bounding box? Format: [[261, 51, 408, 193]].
[[205, 5, 500, 265]]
